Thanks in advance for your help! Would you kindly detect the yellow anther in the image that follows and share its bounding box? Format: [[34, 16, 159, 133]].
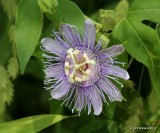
[[64, 62, 70, 75], [67, 55, 71, 58], [69, 74, 74, 83], [90, 60, 96, 65], [82, 75, 88, 81], [83, 53, 89, 61], [75, 77, 82, 82], [67, 48, 73, 54], [65, 62, 69, 67], [81, 69, 91, 81], [73, 50, 80, 55], [85, 69, 91, 75], [65, 68, 69, 75], [67, 48, 76, 65]]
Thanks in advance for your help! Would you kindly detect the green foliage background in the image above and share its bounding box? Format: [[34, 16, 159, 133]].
[[0, 0, 160, 133]]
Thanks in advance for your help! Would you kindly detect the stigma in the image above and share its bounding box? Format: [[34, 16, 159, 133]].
[[65, 48, 96, 83]]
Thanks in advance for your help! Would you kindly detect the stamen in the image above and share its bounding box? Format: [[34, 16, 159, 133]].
[[67, 48, 76, 65], [78, 60, 95, 67], [69, 73, 74, 83], [83, 53, 89, 61], [65, 48, 96, 83], [100, 53, 113, 65], [73, 49, 80, 55], [75, 77, 83, 82], [107, 75, 124, 87], [113, 61, 126, 66]]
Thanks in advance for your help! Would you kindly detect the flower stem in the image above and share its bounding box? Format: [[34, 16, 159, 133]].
[[128, 57, 134, 68], [137, 65, 145, 97]]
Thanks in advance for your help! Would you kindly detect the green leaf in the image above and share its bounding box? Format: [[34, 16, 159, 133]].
[[112, 0, 160, 101], [121, 115, 140, 133], [128, 97, 143, 115], [123, 80, 135, 89], [78, 120, 118, 133], [16, 0, 43, 74], [38, 0, 85, 34], [38, 0, 58, 13], [148, 90, 160, 113], [0, 114, 71, 133], [0, 12, 12, 65], [149, 68, 160, 101], [0, 30, 12, 65], [120, 98, 142, 133], [102, 102, 116, 119], [156, 24, 160, 38], [78, 120, 107, 133]]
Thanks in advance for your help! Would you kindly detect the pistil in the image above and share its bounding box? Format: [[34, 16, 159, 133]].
[[65, 48, 96, 83]]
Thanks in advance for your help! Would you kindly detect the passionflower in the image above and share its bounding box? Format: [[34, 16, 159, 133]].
[[41, 20, 129, 115]]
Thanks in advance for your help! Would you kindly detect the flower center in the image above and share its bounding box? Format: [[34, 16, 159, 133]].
[[65, 48, 96, 83]]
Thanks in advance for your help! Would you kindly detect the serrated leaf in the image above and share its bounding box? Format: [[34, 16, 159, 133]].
[[38, 0, 85, 34], [0, 66, 14, 116], [0, 0, 17, 21], [0, 114, 71, 133], [8, 25, 16, 45], [121, 115, 140, 133], [148, 90, 160, 113], [123, 80, 135, 89], [128, 97, 143, 115], [112, 0, 160, 100], [8, 25, 17, 59], [7, 57, 19, 80], [16, 0, 43, 74]]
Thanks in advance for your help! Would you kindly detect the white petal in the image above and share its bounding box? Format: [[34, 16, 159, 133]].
[[106, 65, 130, 80], [75, 89, 85, 112], [51, 81, 71, 99], [98, 79, 123, 102], [83, 20, 96, 50], [41, 38, 66, 56], [60, 24, 82, 47], [89, 86, 102, 115], [45, 63, 64, 77], [100, 45, 124, 57]]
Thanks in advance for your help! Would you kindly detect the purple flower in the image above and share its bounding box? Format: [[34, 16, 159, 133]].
[[41, 20, 130, 115]]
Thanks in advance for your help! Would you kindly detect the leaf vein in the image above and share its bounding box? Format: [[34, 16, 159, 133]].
[[124, 19, 153, 66]]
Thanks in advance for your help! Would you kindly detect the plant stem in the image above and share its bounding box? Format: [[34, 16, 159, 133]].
[[137, 65, 145, 97], [127, 57, 133, 68]]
